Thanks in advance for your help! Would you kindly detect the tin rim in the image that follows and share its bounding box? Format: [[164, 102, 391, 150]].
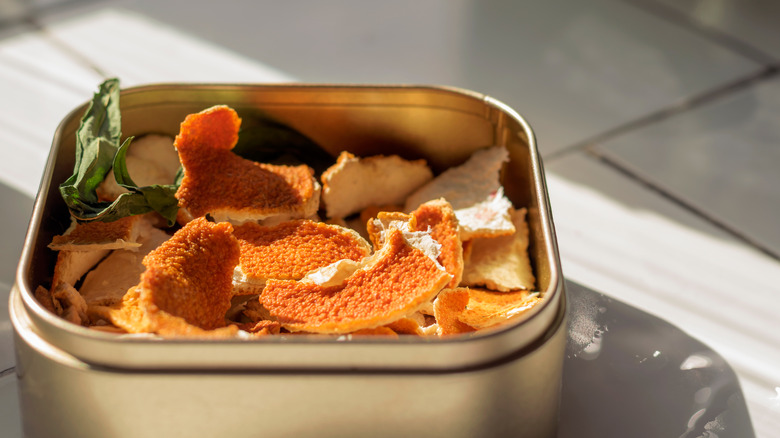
[[14, 83, 565, 371]]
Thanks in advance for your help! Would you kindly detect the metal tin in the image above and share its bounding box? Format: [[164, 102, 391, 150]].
[[11, 84, 566, 438]]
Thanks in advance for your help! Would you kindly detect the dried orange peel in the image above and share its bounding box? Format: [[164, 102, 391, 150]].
[[49, 215, 143, 251], [367, 199, 463, 288], [232, 219, 372, 294], [433, 287, 540, 335], [175, 105, 320, 224], [261, 227, 451, 333], [433, 288, 476, 336], [457, 287, 540, 329], [104, 217, 241, 336]]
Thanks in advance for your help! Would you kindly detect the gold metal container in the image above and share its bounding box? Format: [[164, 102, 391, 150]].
[[10, 84, 566, 438]]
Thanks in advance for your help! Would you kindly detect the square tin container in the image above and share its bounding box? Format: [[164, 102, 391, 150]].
[[11, 84, 566, 438]]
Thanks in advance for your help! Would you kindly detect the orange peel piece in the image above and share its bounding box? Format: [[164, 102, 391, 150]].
[[411, 199, 463, 288], [261, 227, 451, 334], [457, 288, 541, 329], [433, 288, 476, 336], [104, 217, 241, 336], [174, 105, 320, 224], [350, 327, 399, 337], [385, 316, 425, 335], [234, 320, 282, 336], [48, 215, 143, 251], [140, 217, 240, 331], [433, 287, 541, 335], [368, 199, 463, 288], [232, 220, 371, 294]]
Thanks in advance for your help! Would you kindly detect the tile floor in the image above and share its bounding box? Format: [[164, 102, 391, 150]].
[[1, 0, 779, 436]]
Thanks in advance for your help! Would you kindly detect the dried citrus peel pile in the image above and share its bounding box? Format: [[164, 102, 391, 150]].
[[39, 102, 541, 339]]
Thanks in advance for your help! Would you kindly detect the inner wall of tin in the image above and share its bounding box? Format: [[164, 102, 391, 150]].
[[26, 84, 550, 319]]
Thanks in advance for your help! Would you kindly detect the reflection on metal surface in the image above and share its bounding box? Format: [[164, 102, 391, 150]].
[[565, 278, 605, 360], [696, 387, 713, 404], [560, 280, 755, 438], [681, 353, 715, 370], [578, 329, 603, 361], [771, 387, 780, 407], [687, 408, 707, 429]]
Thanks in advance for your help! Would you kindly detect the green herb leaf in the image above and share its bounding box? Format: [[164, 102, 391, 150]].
[[233, 114, 335, 176], [59, 78, 180, 226], [59, 78, 123, 214], [112, 136, 137, 187]]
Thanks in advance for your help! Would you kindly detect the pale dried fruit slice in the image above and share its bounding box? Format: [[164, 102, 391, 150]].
[[455, 187, 515, 240], [51, 248, 109, 288], [404, 145, 508, 211], [80, 226, 171, 306], [174, 105, 320, 224], [34, 286, 58, 314], [403, 146, 514, 239], [231, 220, 372, 295], [261, 227, 451, 334], [456, 288, 541, 329], [321, 152, 433, 219], [461, 208, 535, 291], [48, 215, 143, 251], [51, 282, 88, 326], [97, 134, 180, 201]]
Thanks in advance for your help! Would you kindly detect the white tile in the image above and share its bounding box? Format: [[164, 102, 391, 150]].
[[597, 75, 780, 257], [546, 153, 732, 238], [0, 374, 22, 437], [62, 0, 763, 154], [546, 153, 780, 438], [0, 0, 27, 23], [40, 8, 293, 87], [650, 0, 780, 61], [0, 183, 32, 287], [0, 170, 32, 373], [0, 27, 103, 195], [0, 282, 15, 372]]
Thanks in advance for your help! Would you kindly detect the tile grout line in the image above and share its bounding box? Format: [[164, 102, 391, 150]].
[[583, 147, 780, 262], [543, 0, 780, 262], [544, 66, 778, 162], [0, 367, 16, 379], [27, 17, 109, 79], [542, 67, 780, 262], [621, 0, 778, 66], [0, 3, 110, 79]]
